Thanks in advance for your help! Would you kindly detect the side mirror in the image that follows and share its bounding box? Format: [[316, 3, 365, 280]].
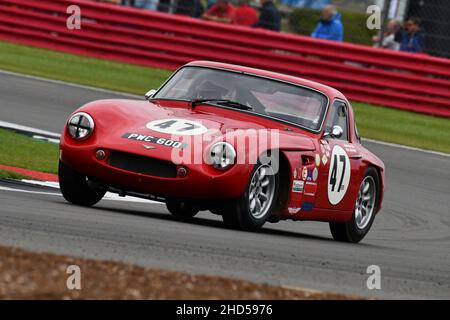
[[324, 125, 343, 139], [145, 89, 157, 100], [331, 125, 344, 138]]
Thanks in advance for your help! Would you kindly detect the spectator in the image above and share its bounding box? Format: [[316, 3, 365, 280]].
[[232, 0, 258, 27], [176, 0, 204, 18], [311, 5, 343, 42], [372, 19, 400, 50], [395, 17, 424, 53], [202, 0, 235, 24], [253, 0, 281, 32]]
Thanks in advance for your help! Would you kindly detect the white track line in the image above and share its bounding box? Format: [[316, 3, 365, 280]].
[[0, 120, 61, 139], [1, 69, 448, 158], [0, 182, 161, 204]]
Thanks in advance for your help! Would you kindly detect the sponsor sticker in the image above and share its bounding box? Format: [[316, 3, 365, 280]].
[[288, 207, 301, 214], [302, 167, 308, 181], [307, 169, 313, 181], [315, 154, 321, 167], [312, 167, 318, 181], [122, 133, 187, 149], [292, 180, 304, 193], [293, 168, 298, 179], [304, 182, 317, 196], [322, 154, 328, 165], [302, 201, 314, 212]]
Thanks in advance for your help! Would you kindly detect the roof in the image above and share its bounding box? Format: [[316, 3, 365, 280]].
[[185, 60, 345, 99]]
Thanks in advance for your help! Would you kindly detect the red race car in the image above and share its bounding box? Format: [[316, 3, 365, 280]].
[[59, 61, 385, 243]]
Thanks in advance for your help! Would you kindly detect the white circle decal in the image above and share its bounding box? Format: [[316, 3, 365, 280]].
[[146, 118, 208, 136], [327, 145, 351, 205]]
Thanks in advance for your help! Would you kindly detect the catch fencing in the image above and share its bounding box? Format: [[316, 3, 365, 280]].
[[0, 0, 449, 117]]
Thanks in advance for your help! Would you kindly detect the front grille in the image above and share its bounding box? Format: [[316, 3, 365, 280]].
[[108, 151, 177, 178]]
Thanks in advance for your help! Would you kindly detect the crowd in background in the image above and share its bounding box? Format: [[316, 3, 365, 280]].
[[97, 0, 424, 53], [100, 0, 281, 31], [372, 16, 424, 53]]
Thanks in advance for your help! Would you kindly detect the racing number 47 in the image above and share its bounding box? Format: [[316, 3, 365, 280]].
[[154, 119, 200, 132], [330, 154, 346, 192]]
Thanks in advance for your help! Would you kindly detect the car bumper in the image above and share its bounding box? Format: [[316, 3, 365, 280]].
[[60, 143, 252, 200]]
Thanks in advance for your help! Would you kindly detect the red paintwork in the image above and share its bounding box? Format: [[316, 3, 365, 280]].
[[60, 61, 385, 223]]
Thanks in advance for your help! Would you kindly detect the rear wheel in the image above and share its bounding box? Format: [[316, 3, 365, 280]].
[[329, 167, 379, 243], [166, 200, 199, 218], [222, 161, 279, 231], [58, 160, 106, 206]]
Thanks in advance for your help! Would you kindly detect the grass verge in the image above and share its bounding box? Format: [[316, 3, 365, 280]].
[[0, 41, 171, 94], [0, 169, 28, 180], [353, 102, 450, 153], [0, 129, 59, 174], [0, 40, 449, 154]]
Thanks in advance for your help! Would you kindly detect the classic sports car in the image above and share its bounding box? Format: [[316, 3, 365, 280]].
[[59, 61, 385, 243]]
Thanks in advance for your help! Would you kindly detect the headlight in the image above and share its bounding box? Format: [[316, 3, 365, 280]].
[[67, 112, 95, 140], [208, 142, 236, 170]]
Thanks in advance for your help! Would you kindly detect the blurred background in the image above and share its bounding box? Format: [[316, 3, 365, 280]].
[[97, 0, 450, 58]]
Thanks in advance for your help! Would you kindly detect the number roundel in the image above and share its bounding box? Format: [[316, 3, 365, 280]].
[[146, 118, 208, 136], [327, 145, 351, 205]]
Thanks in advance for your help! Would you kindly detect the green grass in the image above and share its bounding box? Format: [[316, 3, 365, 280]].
[[353, 102, 450, 153], [0, 170, 28, 180], [0, 40, 449, 154], [0, 129, 59, 174], [0, 41, 171, 95]]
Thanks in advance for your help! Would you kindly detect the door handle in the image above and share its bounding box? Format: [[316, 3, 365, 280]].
[[350, 154, 363, 159]]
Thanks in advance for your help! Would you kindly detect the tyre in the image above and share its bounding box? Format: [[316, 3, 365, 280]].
[[329, 167, 379, 243], [58, 160, 106, 206], [166, 200, 199, 218], [222, 160, 279, 231]]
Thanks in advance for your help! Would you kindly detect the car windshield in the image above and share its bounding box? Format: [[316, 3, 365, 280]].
[[153, 66, 328, 131]]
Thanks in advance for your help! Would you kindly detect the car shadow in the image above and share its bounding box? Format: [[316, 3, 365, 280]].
[[57, 200, 384, 247], [90, 204, 337, 243]]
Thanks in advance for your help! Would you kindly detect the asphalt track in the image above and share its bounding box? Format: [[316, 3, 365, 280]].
[[1, 71, 449, 299]]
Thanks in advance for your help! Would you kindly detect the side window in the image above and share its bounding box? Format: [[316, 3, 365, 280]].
[[324, 101, 348, 141], [354, 120, 361, 142]]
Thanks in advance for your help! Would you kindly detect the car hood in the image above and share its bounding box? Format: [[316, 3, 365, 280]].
[[73, 99, 316, 161]]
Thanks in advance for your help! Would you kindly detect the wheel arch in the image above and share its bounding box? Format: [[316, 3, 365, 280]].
[[367, 164, 384, 214]]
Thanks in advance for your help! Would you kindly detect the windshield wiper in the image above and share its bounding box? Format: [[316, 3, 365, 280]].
[[190, 98, 253, 111]]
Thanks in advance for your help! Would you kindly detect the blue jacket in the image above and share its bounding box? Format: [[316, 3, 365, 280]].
[[311, 12, 344, 42], [398, 31, 424, 53]]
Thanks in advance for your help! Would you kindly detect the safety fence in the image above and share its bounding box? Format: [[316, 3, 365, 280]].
[[0, 0, 449, 117]]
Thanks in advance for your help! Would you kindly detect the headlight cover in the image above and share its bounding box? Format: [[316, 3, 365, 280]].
[[67, 112, 95, 140], [208, 142, 236, 170]]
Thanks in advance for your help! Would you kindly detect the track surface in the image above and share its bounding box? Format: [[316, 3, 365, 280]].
[[1, 72, 449, 299]]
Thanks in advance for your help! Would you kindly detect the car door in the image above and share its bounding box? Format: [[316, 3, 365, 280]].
[[315, 100, 361, 211]]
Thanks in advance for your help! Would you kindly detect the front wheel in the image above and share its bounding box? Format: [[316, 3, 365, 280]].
[[329, 167, 379, 243], [58, 160, 106, 206], [222, 161, 279, 231]]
